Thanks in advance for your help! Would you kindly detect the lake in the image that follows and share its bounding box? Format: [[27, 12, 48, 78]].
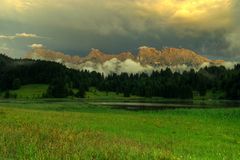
[[91, 101, 240, 110]]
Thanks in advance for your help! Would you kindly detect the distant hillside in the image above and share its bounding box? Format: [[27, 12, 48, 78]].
[[0, 54, 102, 91], [0, 54, 14, 66]]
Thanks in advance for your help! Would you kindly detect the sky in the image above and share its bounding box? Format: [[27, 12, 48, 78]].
[[0, 0, 239, 60]]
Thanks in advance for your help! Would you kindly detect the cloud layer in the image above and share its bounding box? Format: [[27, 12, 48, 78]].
[[0, 0, 239, 59]]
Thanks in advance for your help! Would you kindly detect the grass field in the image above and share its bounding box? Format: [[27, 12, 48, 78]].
[[1, 85, 137, 100], [85, 87, 140, 100], [0, 84, 228, 103], [2, 84, 49, 99], [1, 84, 227, 104], [0, 101, 239, 160]]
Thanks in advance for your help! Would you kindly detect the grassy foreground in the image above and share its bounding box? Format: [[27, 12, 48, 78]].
[[0, 101, 239, 160]]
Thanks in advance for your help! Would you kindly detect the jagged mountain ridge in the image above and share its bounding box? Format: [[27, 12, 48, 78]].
[[26, 46, 223, 67]]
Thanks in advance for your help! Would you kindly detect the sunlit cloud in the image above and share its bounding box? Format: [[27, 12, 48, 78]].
[[29, 43, 44, 49], [16, 33, 38, 38], [136, 0, 232, 31], [0, 35, 15, 40], [4, 0, 33, 12], [0, 0, 239, 59], [0, 33, 41, 40]]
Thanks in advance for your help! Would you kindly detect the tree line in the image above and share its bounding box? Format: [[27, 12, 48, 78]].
[[0, 54, 239, 99]]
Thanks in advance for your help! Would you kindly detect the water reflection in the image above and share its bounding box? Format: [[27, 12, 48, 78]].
[[92, 101, 240, 111]]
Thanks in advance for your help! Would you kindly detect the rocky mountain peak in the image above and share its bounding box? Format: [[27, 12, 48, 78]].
[[85, 48, 113, 63], [117, 52, 135, 61], [137, 46, 160, 65], [88, 48, 106, 58], [138, 46, 159, 57]]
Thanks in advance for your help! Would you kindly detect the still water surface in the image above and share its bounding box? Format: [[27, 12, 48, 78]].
[[92, 101, 240, 110]]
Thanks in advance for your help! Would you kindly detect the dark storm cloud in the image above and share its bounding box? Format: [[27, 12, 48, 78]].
[[0, 0, 239, 60]]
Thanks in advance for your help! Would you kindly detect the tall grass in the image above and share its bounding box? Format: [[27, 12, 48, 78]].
[[0, 101, 239, 159]]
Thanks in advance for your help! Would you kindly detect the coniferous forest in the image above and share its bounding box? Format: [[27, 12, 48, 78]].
[[0, 54, 240, 99]]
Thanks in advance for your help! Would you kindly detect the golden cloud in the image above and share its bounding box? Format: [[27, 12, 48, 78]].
[[1, 0, 234, 34], [5, 0, 33, 12], [136, 0, 233, 31], [0, 0, 238, 59]]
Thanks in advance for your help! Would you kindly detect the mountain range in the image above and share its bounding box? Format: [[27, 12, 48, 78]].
[[26, 46, 228, 75]]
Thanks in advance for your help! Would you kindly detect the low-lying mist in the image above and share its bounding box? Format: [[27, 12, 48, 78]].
[[65, 58, 237, 76]]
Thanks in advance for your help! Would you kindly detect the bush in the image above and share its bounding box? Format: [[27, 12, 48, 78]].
[[75, 85, 86, 98], [46, 79, 71, 98], [4, 91, 17, 99], [3, 91, 10, 99]]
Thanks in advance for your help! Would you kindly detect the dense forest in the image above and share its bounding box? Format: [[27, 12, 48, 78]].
[[0, 54, 240, 99]]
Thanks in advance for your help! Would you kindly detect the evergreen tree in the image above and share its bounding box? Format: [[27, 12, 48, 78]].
[[12, 78, 21, 90], [123, 87, 130, 97], [179, 85, 193, 99], [76, 85, 86, 98]]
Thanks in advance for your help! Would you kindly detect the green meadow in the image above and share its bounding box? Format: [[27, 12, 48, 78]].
[[1, 84, 227, 103], [0, 101, 239, 160], [2, 84, 133, 100], [8, 84, 48, 99]]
